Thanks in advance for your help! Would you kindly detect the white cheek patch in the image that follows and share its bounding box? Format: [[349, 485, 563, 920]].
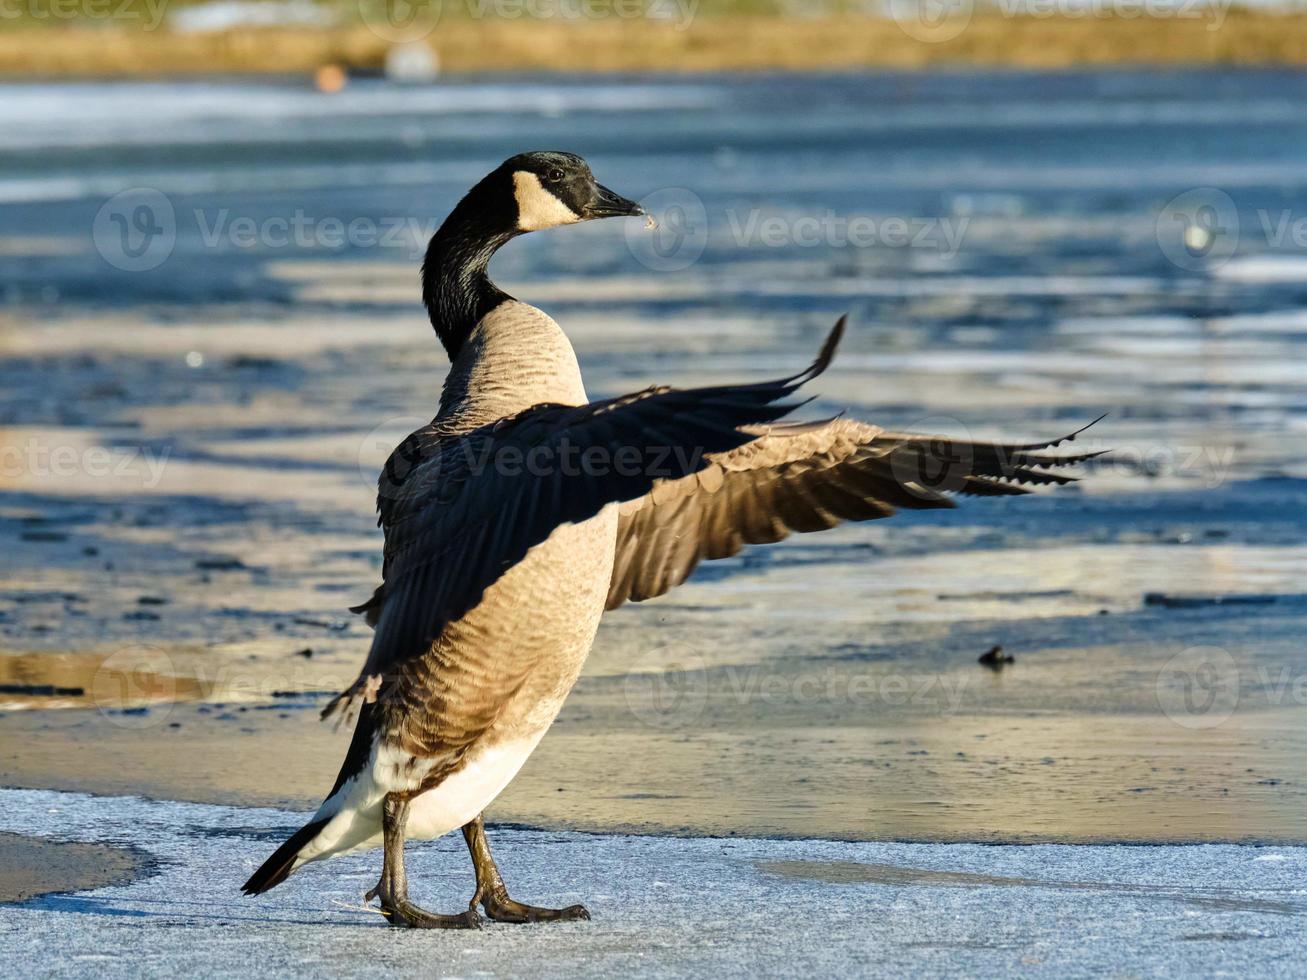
[[513, 171, 580, 231]]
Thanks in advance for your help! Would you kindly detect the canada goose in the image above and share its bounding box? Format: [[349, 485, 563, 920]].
[[242, 151, 1100, 927]]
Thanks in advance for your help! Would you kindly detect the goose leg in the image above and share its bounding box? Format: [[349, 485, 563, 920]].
[[367, 794, 481, 929], [462, 814, 590, 923]]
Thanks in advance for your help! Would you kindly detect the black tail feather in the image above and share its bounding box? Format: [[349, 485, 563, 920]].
[[241, 818, 328, 896]]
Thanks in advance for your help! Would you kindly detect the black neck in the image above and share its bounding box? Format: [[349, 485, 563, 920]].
[[421, 185, 519, 360]]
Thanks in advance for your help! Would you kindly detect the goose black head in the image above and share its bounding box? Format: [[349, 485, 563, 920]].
[[423, 151, 643, 358], [501, 150, 644, 230]]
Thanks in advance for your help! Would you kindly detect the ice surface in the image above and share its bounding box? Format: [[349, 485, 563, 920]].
[[1, 788, 1304, 978]]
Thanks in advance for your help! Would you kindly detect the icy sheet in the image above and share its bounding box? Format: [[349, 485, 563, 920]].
[[1, 788, 1304, 978]]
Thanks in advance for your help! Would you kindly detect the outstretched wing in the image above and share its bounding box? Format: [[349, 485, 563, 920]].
[[325, 318, 846, 717], [605, 415, 1105, 609]]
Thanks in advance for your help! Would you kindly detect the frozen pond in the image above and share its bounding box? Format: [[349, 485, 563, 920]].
[[1, 69, 1306, 848], [2, 788, 1306, 978]]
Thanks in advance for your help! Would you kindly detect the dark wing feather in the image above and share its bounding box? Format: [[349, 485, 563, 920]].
[[325, 317, 847, 717], [606, 415, 1106, 609]]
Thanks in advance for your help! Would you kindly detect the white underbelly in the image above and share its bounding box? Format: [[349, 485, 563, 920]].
[[296, 720, 556, 866], [406, 731, 548, 840]]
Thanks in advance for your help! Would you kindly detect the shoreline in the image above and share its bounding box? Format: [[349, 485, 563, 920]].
[[4, 672, 1306, 848], [5, 779, 1305, 849], [4, 13, 1307, 78]]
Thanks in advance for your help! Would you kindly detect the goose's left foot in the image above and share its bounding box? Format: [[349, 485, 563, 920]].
[[475, 888, 590, 923], [462, 813, 591, 925]]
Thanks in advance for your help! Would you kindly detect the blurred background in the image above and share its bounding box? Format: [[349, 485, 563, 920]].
[[2, 5, 1306, 846]]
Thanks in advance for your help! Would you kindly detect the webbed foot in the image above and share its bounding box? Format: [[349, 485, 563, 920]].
[[368, 881, 482, 930], [477, 888, 590, 923]]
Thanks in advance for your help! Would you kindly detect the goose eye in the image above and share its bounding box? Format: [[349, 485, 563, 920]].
[[546, 168, 564, 183]]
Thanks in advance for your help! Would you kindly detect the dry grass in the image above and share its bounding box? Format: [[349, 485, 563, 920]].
[[4, 11, 1307, 76]]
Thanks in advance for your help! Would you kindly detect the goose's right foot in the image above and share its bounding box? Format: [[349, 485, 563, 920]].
[[462, 813, 592, 925], [381, 896, 481, 929], [477, 888, 590, 923], [371, 793, 482, 930], [367, 878, 481, 929]]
